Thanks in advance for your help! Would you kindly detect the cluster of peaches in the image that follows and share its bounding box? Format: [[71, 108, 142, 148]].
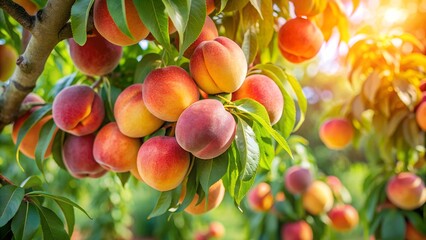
[[247, 166, 359, 240]]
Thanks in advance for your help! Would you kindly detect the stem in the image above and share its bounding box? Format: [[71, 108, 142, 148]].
[[0, 174, 15, 186], [0, 0, 35, 30]]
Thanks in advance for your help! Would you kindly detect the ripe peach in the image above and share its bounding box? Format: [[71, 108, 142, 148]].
[[0, 44, 18, 81], [52, 85, 105, 136], [93, 122, 141, 172], [206, 0, 215, 15], [327, 205, 359, 232], [247, 182, 274, 212], [284, 166, 313, 194], [290, 0, 327, 17], [181, 16, 218, 58], [406, 222, 426, 240], [13, 0, 38, 15], [190, 36, 248, 94], [143, 66, 199, 122], [93, 0, 149, 46], [232, 74, 284, 125], [12, 94, 55, 159], [68, 34, 122, 76], [62, 134, 107, 178], [175, 99, 236, 159], [326, 175, 343, 195], [208, 222, 225, 238], [184, 180, 225, 215], [302, 180, 334, 215], [114, 84, 164, 137], [278, 17, 324, 64], [137, 136, 190, 191], [281, 221, 313, 240], [319, 118, 354, 150], [386, 172, 426, 210], [416, 102, 426, 131]]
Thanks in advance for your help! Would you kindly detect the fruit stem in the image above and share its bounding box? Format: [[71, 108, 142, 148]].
[[90, 77, 104, 90]]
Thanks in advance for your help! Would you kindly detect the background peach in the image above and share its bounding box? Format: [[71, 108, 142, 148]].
[[319, 118, 354, 150], [281, 221, 313, 240], [284, 166, 313, 194], [328, 204, 359, 232], [0, 44, 18, 81], [247, 182, 274, 212], [184, 180, 225, 215], [386, 172, 426, 210], [302, 180, 334, 215]]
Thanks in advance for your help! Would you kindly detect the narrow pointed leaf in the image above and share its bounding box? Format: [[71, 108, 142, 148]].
[[0, 185, 24, 227], [70, 0, 95, 45], [11, 202, 40, 240]]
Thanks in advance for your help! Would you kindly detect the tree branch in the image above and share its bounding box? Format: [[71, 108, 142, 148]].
[[0, 0, 35, 30]]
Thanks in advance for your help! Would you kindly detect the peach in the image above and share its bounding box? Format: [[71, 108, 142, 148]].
[[93, 0, 149, 46], [93, 122, 141, 172], [206, 0, 215, 15], [13, 0, 38, 15], [52, 85, 105, 136], [184, 180, 225, 215], [143, 66, 199, 122], [190, 36, 248, 94], [327, 205, 359, 232], [130, 167, 143, 182], [181, 16, 218, 58], [319, 118, 354, 150], [416, 102, 426, 131], [290, 0, 327, 17], [62, 134, 107, 178], [137, 136, 190, 191], [0, 44, 18, 81], [114, 83, 164, 137], [326, 175, 343, 195], [386, 172, 426, 210], [68, 34, 122, 76], [247, 182, 274, 212], [281, 221, 313, 240], [284, 166, 313, 194], [208, 222, 225, 238], [278, 17, 324, 63], [419, 80, 426, 92], [12, 94, 55, 159], [302, 180, 334, 215], [406, 222, 426, 240], [175, 99, 236, 159], [232, 74, 283, 125]]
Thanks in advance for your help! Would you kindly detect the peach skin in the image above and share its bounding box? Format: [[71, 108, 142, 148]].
[[184, 180, 225, 215], [0, 44, 18, 82], [328, 205, 359, 232], [386, 172, 426, 210], [284, 166, 313, 194], [281, 221, 313, 240], [247, 182, 274, 212], [319, 118, 354, 150], [302, 180, 334, 215]]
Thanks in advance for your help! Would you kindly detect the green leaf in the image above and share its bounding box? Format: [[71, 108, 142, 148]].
[[0, 220, 12, 240], [34, 119, 57, 171], [31, 0, 47, 8], [162, 0, 190, 49], [177, 166, 198, 212], [196, 154, 228, 195], [48, 73, 78, 101], [20, 176, 42, 189], [234, 98, 270, 123], [133, 0, 170, 49], [242, 28, 258, 65], [107, 0, 133, 38], [148, 191, 173, 219], [179, 0, 206, 56], [223, 0, 250, 12], [252, 122, 274, 170], [116, 172, 131, 186], [234, 172, 256, 205], [11, 202, 40, 240], [36, 206, 69, 240], [55, 201, 74, 236], [249, 0, 263, 18], [235, 117, 260, 181], [403, 211, 426, 235], [51, 130, 66, 169], [134, 53, 162, 83], [381, 210, 405, 240], [0, 185, 25, 227], [70, 0, 95, 45]]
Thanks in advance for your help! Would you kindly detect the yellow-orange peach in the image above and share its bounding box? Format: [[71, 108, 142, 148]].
[[52, 85, 105, 136], [281, 221, 313, 240], [114, 83, 164, 137], [184, 180, 225, 215], [13, 0, 38, 15], [68, 34, 122, 76], [137, 136, 190, 191], [416, 102, 426, 131], [12, 94, 55, 159], [232, 74, 284, 125], [208, 222, 225, 238], [247, 182, 274, 212], [143, 66, 199, 122], [302, 181, 334, 215], [93, 122, 141, 172], [327, 205, 359, 232], [182, 16, 218, 58], [406, 222, 426, 240], [62, 134, 107, 178], [278, 17, 324, 64], [0, 44, 18, 81], [386, 172, 426, 210], [290, 0, 327, 17], [206, 0, 215, 15], [94, 0, 149, 46], [319, 118, 354, 150], [326, 175, 343, 195], [284, 166, 313, 194], [175, 99, 236, 159], [190, 36, 248, 94]]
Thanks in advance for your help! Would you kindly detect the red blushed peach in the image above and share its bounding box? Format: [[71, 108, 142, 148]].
[[184, 180, 225, 215], [114, 84, 164, 138], [93, 122, 141, 172], [416, 102, 426, 131], [386, 172, 426, 210], [137, 136, 190, 191], [281, 221, 313, 240], [328, 205, 359, 232], [94, 0, 149, 46], [206, 0, 215, 15], [53, 85, 105, 136], [284, 166, 313, 194], [181, 16, 218, 58], [190, 36, 248, 94], [175, 99, 236, 159], [13, 0, 38, 15], [247, 182, 274, 212], [406, 222, 426, 240], [0, 44, 18, 81], [278, 17, 324, 63], [302, 181, 334, 215], [290, 0, 327, 17], [68, 34, 122, 76], [326, 175, 343, 195], [143, 66, 200, 122], [319, 118, 354, 150], [208, 222, 225, 238], [62, 134, 107, 178], [232, 74, 284, 125], [12, 94, 56, 159]]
